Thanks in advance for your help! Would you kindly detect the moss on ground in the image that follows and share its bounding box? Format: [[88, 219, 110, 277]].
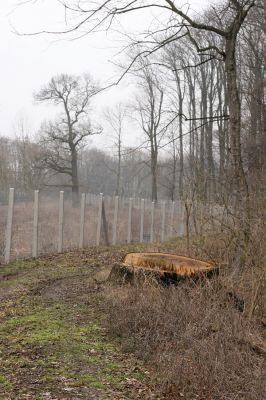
[[0, 247, 154, 399], [0, 374, 13, 391]]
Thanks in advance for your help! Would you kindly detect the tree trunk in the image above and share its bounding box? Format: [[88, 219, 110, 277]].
[[115, 130, 121, 196], [217, 63, 226, 191], [199, 64, 207, 201], [151, 150, 158, 202], [225, 37, 250, 272], [207, 61, 216, 201], [176, 77, 184, 199], [170, 144, 177, 201], [71, 148, 79, 206]]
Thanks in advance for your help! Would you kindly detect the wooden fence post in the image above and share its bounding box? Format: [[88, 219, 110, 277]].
[[127, 198, 133, 244], [4, 188, 15, 264], [112, 196, 119, 245], [79, 193, 86, 249], [58, 191, 64, 253], [32, 190, 39, 258], [140, 198, 145, 243], [161, 201, 166, 242], [96, 193, 103, 246], [150, 201, 155, 243]]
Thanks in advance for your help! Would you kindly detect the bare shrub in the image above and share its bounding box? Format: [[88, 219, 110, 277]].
[[103, 277, 265, 400]]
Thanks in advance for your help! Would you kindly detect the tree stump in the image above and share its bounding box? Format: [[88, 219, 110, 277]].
[[109, 252, 217, 285]]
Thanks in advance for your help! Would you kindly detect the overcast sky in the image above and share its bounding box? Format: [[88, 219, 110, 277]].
[[0, 0, 210, 149]]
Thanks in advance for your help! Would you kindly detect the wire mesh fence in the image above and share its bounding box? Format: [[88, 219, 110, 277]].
[[0, 188, 190, 263]]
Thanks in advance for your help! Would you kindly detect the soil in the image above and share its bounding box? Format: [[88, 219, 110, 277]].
[[0, 246, 161, 400]]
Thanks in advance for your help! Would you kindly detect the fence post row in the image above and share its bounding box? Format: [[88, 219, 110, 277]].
[[96, 193, 103, 246], [4, 188, 15, 264], [2, 188, 187, 264], [58, 191, 64, 253], [127, 198, 133, 244], [112, 196, 119, 245], [32, 190, 39, 258], [79, 193, 86, 249]]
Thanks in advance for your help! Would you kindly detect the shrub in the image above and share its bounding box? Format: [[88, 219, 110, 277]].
[[104, 276, 265, 400]]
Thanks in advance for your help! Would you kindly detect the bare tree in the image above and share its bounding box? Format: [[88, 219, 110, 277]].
[[161, 126, 179, 201], [24, 0, 261, 269], [35, 73, 101, 203], [240, 2, 266, 174], [25, 1, 255, 200], [104, 104, 127, 196], [162, 42, 186, 199], [132, 62, 166, 202], [41, 2, 254, 220], [0, 135, 43, 193]]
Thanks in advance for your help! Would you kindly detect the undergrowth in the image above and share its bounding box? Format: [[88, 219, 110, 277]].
[[103, 232, 266, 400]]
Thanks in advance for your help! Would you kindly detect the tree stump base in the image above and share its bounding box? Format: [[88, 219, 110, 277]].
[[109, 252, 217, 285]]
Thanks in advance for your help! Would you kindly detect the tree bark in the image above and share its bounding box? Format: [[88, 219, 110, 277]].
[[151, 148, 158, 202], [177, 80, 184, 199], [115, 128, 122, 196], [71, 148, 79, 206], [225, 37, 250, 271]]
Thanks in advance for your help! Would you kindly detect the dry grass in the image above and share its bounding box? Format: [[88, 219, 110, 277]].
[[103, 277, 265, 400], [0, 206, 264, 399], [102, 230, 266, 400]]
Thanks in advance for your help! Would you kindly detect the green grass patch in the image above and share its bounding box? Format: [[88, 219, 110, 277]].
[[0, 375, 12, 391], [0, 246, 154, 398], [0, 299, 137, 393]]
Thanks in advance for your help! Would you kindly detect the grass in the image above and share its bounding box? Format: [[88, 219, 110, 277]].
[[0, 238, 265, 399], [0, 375, 12, 391], [0, 246, 154, 399]]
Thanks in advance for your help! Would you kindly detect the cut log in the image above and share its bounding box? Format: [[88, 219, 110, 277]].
[[109, 252, 217, 285]]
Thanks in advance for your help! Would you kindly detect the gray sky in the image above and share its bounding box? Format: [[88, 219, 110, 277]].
[[0, 0, 210, 149]]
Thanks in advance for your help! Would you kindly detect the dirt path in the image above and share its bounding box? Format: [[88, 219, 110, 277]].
[[0, 247, 158, 399]]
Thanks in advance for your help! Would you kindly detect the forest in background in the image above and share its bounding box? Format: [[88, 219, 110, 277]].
[[0, 0, 265, 270], [0, 0, 265, 203], [0, 2, 265, 399]]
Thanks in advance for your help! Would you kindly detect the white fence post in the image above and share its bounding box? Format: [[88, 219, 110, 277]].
[[127, 198, 133, 244], [58, 191, 64, 253], [32, 190, 39, 258], [4, 188, 15, 264], [96, 193, 103, 246], [169, 201, 175, 238], [150, 201, 155, 243], [112, 196, 119, 245], [140, 198, 145, 243], [161, 200, 166, 242], [79, 193, 86, 249]]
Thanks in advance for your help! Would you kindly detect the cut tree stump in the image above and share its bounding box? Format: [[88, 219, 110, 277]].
[[109, 252, 217, 285]]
